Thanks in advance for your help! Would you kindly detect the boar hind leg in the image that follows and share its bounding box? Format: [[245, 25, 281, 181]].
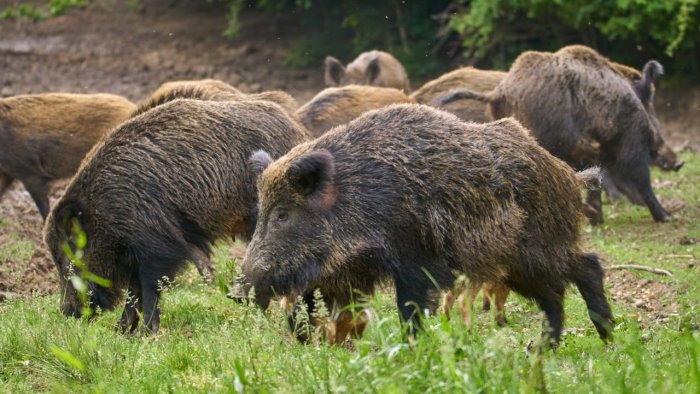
[[584, 188, 604, 225], [533, 285, 565, 349], [190, 247, 214, 283], [484, 283, 510, 326], [0, 170, 13, 198], [22, 176, 51, 219], [574, 253, 614, 341], [140, 279, 162, 334], [118, 273, 143, 334]]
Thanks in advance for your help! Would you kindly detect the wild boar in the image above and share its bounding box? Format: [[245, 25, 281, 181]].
[[0, 93, 136, 219], [411, 67, 506, 122], [43, 98, 310, 333], [325, 50, 410, 92], [136, 79, 299, 118], [296, 85, 414, 137], [435, 45, 680, 223], [239, 104, 614, 347]]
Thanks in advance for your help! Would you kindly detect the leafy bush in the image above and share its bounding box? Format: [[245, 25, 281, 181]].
[[448, 0, 700, 80], [0, 0, 88, 20], [232, 0, 452, 78]]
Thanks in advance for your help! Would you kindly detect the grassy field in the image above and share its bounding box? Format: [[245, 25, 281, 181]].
[[1, 152, 698, 393]]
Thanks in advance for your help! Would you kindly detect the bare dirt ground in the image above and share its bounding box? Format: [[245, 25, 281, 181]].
[[0, 0, 698, 302]]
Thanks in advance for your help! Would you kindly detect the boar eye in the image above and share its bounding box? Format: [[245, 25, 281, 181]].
[[276, 209, 289, 223]]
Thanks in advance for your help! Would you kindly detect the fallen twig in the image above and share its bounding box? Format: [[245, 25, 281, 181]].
[[661, 254, 695, 260], [607, 264, 674, 277]]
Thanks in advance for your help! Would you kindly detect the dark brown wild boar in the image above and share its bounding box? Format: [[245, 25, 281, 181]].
[[43, 98, 310, 333], [239, 104, 614, 347], [325, 50, 410, 92], [136, 79, 299, 118], [296, 85, 414, 137], [435, 45, 681, 224], [0, 93, 136, 219], [411, 67, 506, 122]]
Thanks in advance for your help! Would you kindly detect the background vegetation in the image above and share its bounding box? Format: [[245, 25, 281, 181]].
[[3, 0, 698, 80]]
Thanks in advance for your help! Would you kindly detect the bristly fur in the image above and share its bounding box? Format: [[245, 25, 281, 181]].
[[135, 78, 300, 121], [296, 85, 413, 137], [324, 50, 411, 92], [0, 93, 136, 219], [43, 98, 310, 333], [411, 66, 506, 123], [241, 103, 614, 347]]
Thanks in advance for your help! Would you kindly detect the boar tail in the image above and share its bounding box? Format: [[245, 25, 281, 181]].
[[432, 88, 491, 107], [575, 167, 602, 191], [642, 60, 664, 86]]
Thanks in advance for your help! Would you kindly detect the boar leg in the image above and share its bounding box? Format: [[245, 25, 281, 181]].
[[490, 284, 510, 326], [574, 253, 614, 341], [641, 185, 671, 222], [394, 276, 432, 335], [22, 176, 51, 219], [118, 273, 143, 334], [287, 292, 316, 343], [0, 170, 13, 198], [190, 246, 214, 283], [584, 189, 604, 225], [457, 281, 481, 326], [534, 286, 565, 348], [331, 309, 371, 344]]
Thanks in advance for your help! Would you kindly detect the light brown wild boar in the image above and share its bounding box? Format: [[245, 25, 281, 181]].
[[0, 93, 136, 219], [325, 50, 410, 92], [239, 104, 614, 347], [43, 98, 310, 334], [435, 45, 681, 224], [411, 67, 507, 122], [136, 79, 300, 118], [296, 85, 414, 137]]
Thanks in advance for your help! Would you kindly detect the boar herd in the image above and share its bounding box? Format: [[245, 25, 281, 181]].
[[0, 45, 683, 348]]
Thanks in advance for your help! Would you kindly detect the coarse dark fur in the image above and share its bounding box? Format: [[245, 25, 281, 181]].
[[0, 93, 136, 219], [240, 104, 614, 347], [411, 67, 506, 122], [43, 98, 310, 333], [434, 45, 681, 223], [296, 85, 414, 137], [135, 79, 300, 120], [325, 50, 410, 92]]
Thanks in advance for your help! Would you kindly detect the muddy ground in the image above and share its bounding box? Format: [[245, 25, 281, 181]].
[[0, 0, 698, 318]]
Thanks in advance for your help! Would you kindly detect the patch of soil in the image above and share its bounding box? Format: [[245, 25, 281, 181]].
[[606, 270, 680, 327]]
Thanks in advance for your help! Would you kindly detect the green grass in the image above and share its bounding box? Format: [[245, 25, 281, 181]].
[[1, 152, 699, 393]]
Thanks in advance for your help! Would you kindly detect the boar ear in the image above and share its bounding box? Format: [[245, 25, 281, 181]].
[[288, 149, 337, 209], [635, 60, 663, 105], [250, 150, 274, 180], [325, 56, 345, 86], [366, 56, 381, 85]]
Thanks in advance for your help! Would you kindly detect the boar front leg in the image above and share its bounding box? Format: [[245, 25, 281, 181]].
[[394, 270, 434, 336], [22, 176, 51, 219], [0, 170, 13, 198], [118, 273, 143, 333]]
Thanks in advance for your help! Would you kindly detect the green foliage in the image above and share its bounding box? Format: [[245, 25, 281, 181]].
[[240, 0, 452, 77], [448, 0, 700, 78], [0, 0, 88, 20]]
